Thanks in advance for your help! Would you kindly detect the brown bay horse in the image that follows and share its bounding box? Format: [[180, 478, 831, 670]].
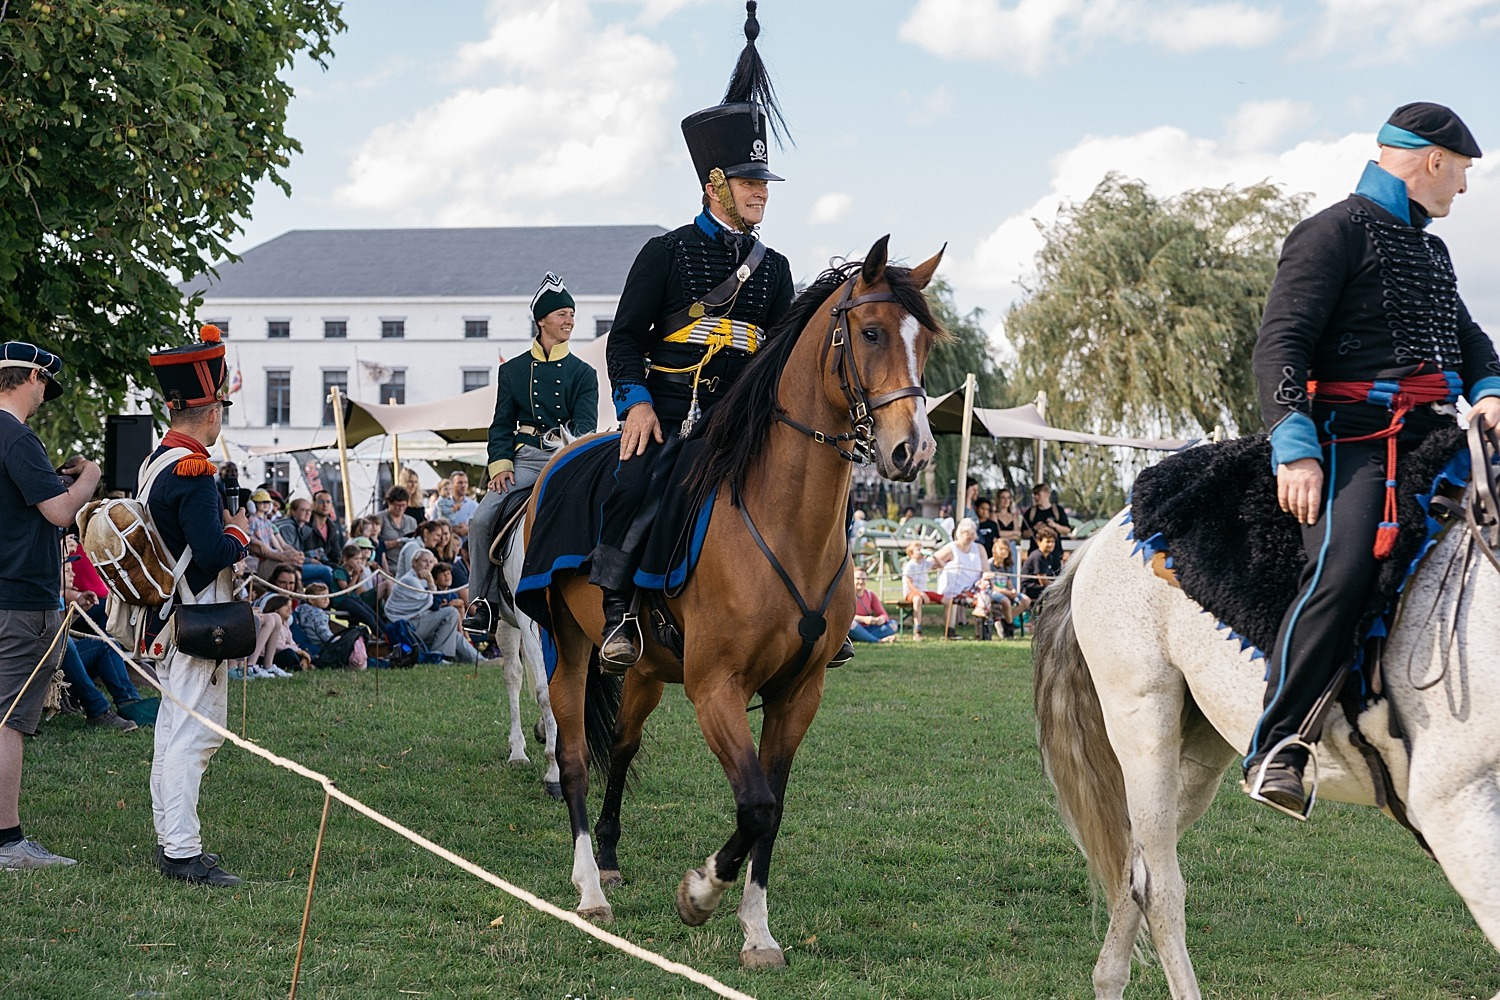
[[531, 236, 946, 968]]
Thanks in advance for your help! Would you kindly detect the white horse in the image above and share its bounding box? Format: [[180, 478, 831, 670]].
[[1035, 433, 1500, 999], [491, 520, 561, 799]]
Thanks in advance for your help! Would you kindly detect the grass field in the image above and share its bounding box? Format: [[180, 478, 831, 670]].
[[2, 640, 1497, 999]]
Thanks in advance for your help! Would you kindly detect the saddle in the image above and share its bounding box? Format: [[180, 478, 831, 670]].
[[486, 485, 535, 612], [1128, 427, 1467, 668]]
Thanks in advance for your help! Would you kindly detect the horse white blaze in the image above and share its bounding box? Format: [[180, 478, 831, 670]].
[[737, 862, 780, 955], [899, 314, 937, 465]]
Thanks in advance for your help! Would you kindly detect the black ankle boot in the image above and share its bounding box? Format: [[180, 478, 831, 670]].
[[599, 588, 640, 674], [462, 599, 495, 639]]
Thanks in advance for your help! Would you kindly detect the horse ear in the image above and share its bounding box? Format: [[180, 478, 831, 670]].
[[907, 244, 945, 290], [860, 235, 891, 287]]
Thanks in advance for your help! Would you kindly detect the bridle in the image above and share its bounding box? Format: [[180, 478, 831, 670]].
[[776, 277, 927, 465]]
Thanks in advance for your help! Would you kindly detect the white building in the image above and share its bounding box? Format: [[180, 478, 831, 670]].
[[181, 224, 663, 494]]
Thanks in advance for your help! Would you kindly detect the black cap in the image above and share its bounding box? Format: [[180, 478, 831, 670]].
[[681, 2, 788, 186], [0, 341, 63, 402], [1386, 102, 1482, 158], [149, 325, 233, 410]]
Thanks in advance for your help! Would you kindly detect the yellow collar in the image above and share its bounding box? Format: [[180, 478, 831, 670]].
[[530, 339, 571, 362]]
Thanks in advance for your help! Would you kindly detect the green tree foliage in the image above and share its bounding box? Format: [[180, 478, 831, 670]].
[[0, 0, 345, 454], [1007, 174, 1308, 441], [921, 278, 1031, 500]]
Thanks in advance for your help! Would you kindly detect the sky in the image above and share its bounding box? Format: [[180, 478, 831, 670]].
[[233, 0, 1500, 347]]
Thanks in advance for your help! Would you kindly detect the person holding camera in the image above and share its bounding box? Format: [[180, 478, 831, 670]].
[[143, 326, 250, 887], [0, 342, 100, 870]]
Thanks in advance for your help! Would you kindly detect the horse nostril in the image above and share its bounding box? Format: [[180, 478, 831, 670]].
[[892, 442, 911, 469]]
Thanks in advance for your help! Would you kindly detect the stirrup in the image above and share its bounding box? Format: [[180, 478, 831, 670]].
[[600, 613, 642, 675], [1242, 735, 1320, 822], [462, 599, 495, 639]]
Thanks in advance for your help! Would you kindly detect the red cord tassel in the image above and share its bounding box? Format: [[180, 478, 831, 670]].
[[1373, 522, 1400, 560]]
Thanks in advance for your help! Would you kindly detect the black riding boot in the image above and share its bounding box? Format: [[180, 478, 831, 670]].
[[462, 598, 495, 640], [599, 587, 641, 674]]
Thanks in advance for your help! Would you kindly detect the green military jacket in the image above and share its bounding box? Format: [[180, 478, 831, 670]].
[[486, 340, 599, 478]]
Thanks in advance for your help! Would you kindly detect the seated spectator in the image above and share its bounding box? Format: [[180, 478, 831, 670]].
[[76, 635, 156, 725], [848, 569, 896, 643], [900, 542, 942, 641], [427, 477, 451, 522], [246, 596, 307, 676], [974, 498, 1000, 560], [62, 537, 108, 631], [988, 547, 1030, 638], [932, 519, 989, 640], [431, 562, 466, 612], [292, 583, 337, 659], [330, 539, 379, 630], [377, 486, 417, 569], [57, 638, 138, 732], [245, 488, 300, 579], [253, 564, 299, 611], [1021, 525, 1063, 602], [383, 550, 479, 663], [398, 466, 427, 528]]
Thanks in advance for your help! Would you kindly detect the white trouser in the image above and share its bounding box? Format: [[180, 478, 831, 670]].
[[469, 445, 550, 607], [150, 649, 227, 858], [150, 573, 231, 859]]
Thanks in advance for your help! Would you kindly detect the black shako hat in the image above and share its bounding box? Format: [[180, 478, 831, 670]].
[[681, 2, 788, 185], [0, 342, 64, 402], [1385, 102, 1483, 158], [149, 324, 233, 410]]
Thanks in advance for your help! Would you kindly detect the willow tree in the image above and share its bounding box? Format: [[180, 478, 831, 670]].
[[0, 0, 345, 454], [1007, 174, 1308, 441]]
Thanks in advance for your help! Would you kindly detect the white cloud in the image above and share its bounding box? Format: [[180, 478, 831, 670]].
[[898, 0, 1285, 70], [952, 113, 1378, 313], [335, 0, 677, 224], [809, 192, 854, 225], [1310, 0, 1500, 60], [1223, 99, 1314, 153]]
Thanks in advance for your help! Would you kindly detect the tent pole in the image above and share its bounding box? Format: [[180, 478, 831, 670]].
[[329, 384, 355, 524], [392, 433, 402, 484], [956, 372, 976, 519], [1033, 390, 1047, 489]]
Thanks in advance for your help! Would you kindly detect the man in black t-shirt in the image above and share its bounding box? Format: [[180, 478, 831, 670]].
[[973, 497, 1000, 559], [0, 343, 100, 871]]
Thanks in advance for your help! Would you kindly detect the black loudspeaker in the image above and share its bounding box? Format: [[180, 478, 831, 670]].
[[105, 414, 156, 495]]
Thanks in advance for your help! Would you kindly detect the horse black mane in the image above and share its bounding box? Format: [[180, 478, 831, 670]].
[[684, 258, 942, 504]]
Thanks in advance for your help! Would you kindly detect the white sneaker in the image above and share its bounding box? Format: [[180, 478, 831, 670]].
[[247, 665, 273, 679], [0, 838, 77, 870], [264, 664, 293, 678]]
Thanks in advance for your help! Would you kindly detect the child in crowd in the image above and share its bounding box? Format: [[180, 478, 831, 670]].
[[901, 542, 942, 641], [431, 563, 465, 612], [293, 583, 337, 660], [1021, 525, 1063, 603], [245, 596, 308, 677]]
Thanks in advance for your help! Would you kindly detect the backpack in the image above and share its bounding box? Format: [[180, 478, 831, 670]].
[[76, 448, 194, 659], [76, 448, 192, 607]]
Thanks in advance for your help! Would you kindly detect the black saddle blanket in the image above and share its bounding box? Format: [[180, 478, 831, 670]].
[[515, 433, 715, 636], [1128, 427, 1466, 662]]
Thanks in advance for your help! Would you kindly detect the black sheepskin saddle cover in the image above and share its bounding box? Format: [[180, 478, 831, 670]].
[[1127, 427, 1466, 663]]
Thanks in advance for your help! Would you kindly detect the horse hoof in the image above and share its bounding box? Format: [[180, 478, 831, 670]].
[[577, 905, 613, 925], [543, 781, 563, 801], [740, 946, 787, 970], [599, 868, 623, 887], [507, 753, 529, 766], [674, 869, 716, 927]]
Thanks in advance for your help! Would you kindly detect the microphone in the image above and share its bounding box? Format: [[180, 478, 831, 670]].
[[223, 468, 241, 516]]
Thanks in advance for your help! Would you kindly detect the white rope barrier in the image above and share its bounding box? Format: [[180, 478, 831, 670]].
[[59, 607, 758, 1000], [247, 572, 370, 601]]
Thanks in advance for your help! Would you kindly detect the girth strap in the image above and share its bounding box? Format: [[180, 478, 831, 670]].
[[737, 500, 848, 699]]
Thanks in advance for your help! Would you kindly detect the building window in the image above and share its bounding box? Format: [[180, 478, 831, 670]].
[[595, 318, 612, 337], [206, 319, 230, 338], [381, 319, 405, 339], [267, 320, 290, 339], [265, 369, 291, 426], [462, 368, 490, 393], [464, 319, 489, 339], [322, 369, 348, 426], [380, 369, 406, 405], [264, 460, 290, 498], [323, 320, 347, 339]]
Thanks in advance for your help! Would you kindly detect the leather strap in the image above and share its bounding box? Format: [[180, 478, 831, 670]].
[[659, 240, 768, 336]]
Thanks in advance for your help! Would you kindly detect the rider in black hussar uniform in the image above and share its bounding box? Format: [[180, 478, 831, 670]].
[[589, 1, 809, 672], [1245, 102, 1500, 818]]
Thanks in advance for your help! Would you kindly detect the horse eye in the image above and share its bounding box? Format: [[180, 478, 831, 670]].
[[861, 327, 880, 344]]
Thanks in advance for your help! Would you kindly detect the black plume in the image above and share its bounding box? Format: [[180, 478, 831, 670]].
[[722, 1, 790, 147]]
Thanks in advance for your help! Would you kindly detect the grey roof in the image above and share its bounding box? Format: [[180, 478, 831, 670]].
[[184, 225, 669, 300]]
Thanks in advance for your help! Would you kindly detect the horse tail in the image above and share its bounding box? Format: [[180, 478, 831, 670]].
[[1033, 546, 1133, 913], [583, 650, 623, 778]]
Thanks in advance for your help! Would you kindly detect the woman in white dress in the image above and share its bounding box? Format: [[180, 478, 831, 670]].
[[930, 518, 989, 639]]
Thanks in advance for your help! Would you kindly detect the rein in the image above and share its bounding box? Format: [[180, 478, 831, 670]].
[[776, 277, 927, 464], [1462, 415, 1500, 576]]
